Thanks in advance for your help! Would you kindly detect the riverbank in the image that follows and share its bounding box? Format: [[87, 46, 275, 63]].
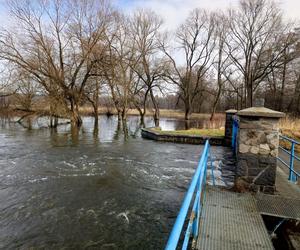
[[0, 107, 225, 130], [0, 106, 225, 120], [1, 107, 300, 150]]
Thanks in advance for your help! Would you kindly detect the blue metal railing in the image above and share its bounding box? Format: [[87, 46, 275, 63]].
[[278, 135, 300, 183], [165, 140, 213, 250], [232, 117, 239, 154]]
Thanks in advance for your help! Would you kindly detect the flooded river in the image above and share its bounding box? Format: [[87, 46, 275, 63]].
[[0, 116, 231, 249]]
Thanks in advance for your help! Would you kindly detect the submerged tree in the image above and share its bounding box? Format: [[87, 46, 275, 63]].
[[102, 12, 138, 121], [129, 9, 165, 126], [0, 0, 113, 126]]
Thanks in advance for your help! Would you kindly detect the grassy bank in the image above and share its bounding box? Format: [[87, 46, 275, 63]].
[[152, 127, 225, 137], [280, 117, 300, 153]]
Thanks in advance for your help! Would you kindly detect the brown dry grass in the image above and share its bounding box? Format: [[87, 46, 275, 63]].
[[2, 105, 225, 129], [279, 117, 300, 153], [78, 106, 225, 120], [152, 127, 225, 137]]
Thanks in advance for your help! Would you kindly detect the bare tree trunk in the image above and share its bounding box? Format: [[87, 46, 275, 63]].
[[150, 89, 159, 127], [246, 82, 253, 107], [122, 118, 129, 139], [93, 118, 99, 140], [135, 105, 146, 126], [93, 81, 100, 125], [93, 102, 99, 125], [50, 101, 59, 128], [210, 87, 221, 121], [279, 51, 287, 111], [185, 120, 191, 130], [184, 96, 191, 121], [70, 99, 82, 127], [117, 110, 122, 121], [211, 35, 224, 121], [141, 94, 148, 126], [184, 106, 191, 121], [289, 74, 300, 114], [93, 102, 99, 132], [121, 108, 127, 121], [70, 124, 79, 145]]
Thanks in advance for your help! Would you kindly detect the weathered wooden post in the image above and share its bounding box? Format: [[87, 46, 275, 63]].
[[235, 107, 285, 194], [224, 109, 237, 146]]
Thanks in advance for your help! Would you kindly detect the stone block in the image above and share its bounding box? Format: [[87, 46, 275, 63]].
[[239, 130, 248, 143], [239, 144, 250, 153], [259, 144, 270, 155], [258, 133, 267, 144], [236, 159, 248, 176], [248, 167, 261, 176], [270, 149, 278, 157], [259, 156, 276, 165], [246, 154, 259, 167], [250, 146, 259, 154]]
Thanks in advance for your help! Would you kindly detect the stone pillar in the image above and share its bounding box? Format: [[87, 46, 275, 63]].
[[225, 109, 238, 146], [235, 107, 285, 194]]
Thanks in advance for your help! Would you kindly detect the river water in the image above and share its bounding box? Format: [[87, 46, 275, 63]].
[[0, 116, 233, 249]]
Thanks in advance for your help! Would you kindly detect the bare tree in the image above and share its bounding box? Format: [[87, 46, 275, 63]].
[[129, 9, 165, 126], [226, 0, 296, 108], [210, 13, 231, 120], [102, 12, 139, 121], [0, 0, 113, 126], [161, 9, 216, 120], [13, 70, 39, 111], [287, 30, 300, 114]]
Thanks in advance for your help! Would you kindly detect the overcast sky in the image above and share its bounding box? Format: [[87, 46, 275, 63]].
[[0, 0, 298, 30], [116, 0, 300, 30]]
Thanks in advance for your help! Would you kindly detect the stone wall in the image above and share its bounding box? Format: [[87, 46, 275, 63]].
[[235, 107, 284, 194]]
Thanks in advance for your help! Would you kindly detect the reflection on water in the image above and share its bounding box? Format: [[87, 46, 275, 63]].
[[0, 115, 231, 249]]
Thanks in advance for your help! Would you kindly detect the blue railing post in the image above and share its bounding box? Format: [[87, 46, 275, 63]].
[[289, 142, 296, 182], [231, 118, 238, 155], [231, 122, 236, 149]]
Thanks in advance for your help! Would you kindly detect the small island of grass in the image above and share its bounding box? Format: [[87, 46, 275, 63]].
[[151, 127, 225, 137], [141, 127, 225, 145]]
